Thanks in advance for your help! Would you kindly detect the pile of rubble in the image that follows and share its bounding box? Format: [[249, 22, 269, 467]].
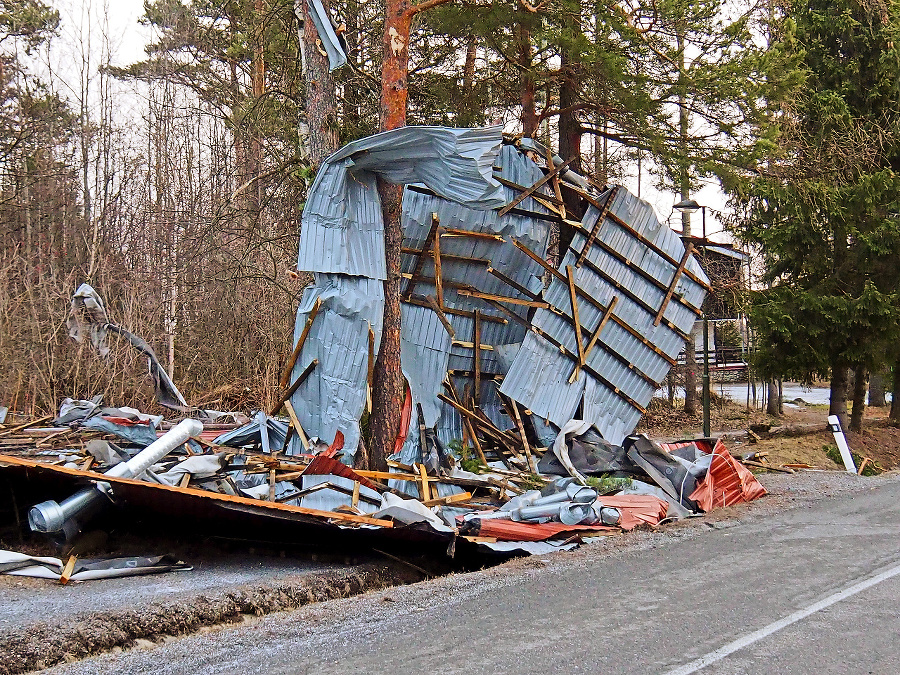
[[1, 125, 769, 565]]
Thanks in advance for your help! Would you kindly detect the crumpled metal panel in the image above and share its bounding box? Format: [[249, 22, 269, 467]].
[[286, 274, 384, 457], [501, 186, 709, 445], [297, 126, 506, 279], [305, 0, 347, 71]]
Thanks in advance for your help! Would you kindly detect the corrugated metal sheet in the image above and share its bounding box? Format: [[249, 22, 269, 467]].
[[501, 185, 710, 445], [297, 126, 506, 279], [286, 274, 383, 457], [305, 0, 347, 71]]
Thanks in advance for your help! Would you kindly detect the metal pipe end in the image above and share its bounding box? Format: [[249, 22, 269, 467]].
[[28, 500, 66, 533]]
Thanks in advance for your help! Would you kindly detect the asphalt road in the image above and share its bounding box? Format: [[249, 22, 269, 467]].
[[44, 477, 900, 675]]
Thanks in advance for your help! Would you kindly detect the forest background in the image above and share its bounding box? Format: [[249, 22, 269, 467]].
[[1, 0, 897, 439]]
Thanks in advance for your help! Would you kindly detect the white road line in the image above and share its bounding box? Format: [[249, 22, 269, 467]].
[[662, 561, 900, 675]]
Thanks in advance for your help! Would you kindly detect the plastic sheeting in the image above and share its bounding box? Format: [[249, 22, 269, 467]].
[[66, 284, 189, 410]]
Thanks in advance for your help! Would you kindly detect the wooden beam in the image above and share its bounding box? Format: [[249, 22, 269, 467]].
[[487, 266, 542, 300], [498, 155, 575, 217], [473, 310, 482, 407], [279, 297, 322, 389], [425, 294, 455, 337], [505, 393, 537, 473], [457, 288, 548, 308], [575, 186, 619, 268], [445, 379, 488, 465], [418, 462, 431, 501], [441, 228, 504, 242], [404, 294, 507, 324], [654, 243, 694, 326], [493, 176, 566, 207], [546, 146, 566, 220], [566, 265, 586, 381], [270, 359, 318, 415], [401, 248, 490, 266], [452, 340, 494, 351], [433, 224, 444, 308], [283, 400, 310, 452], [403, 213, 441, 300]]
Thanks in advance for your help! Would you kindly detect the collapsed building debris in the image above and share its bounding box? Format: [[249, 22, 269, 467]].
[[1, 126, 769, 562]]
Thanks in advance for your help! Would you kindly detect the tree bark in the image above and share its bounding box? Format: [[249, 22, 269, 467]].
[[369, 0, 413, 472], [766, 380, 780, 416], [891, 359, 900, 423], [518, 24, 538, 137], [829, 362, 850, 430], [868, 372, 886, 407], [850, 364, 867, 433], [303, 0, 339, 168]]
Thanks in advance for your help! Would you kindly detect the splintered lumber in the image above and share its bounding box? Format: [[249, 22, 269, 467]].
[[857, 458, 871, 475], [441, 228, 504, 242], [421, 491, 473, 507], [498, 155, 575, 216], [279, 297, 322, 389], [444, 379, 488, 465], [457, 288, 548, 308], [270, 359, 318, 415], [59, 556, 78, 585], [0, 416, 53, 437], [566, 265, 586, 381], [741, 459, 795, 474], [654, 243, 694, 326], [504, 393, 537, 473], [283, 400, 310, 452], [418, 463, 432, 501], [403, 214, 442, 300], [493, 176, 565, 207], [546, 147, 566, 220], [425, 294, 455, 337]]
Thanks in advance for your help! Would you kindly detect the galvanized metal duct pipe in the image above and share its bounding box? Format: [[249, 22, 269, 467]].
[[29, 419, 203, 534]]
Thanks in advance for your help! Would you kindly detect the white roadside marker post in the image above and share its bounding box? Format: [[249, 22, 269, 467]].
[[827, 414, 857, 474]]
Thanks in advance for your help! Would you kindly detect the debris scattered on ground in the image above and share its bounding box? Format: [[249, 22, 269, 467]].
[[0, 550, 190, 583]]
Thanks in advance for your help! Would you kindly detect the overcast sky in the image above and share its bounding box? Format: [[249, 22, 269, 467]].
[[52, 0, 727, 238]]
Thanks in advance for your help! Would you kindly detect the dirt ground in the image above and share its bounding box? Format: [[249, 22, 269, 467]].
[[636, 392, 900, 472]]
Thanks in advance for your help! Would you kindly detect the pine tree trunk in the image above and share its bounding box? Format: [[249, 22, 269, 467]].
[[303, 0, 339, 168], [868, 372, 886, 407], [518, 24, 538, 137], [829, 362, 850, 430], [891, 359, 900, 423], [766, 380, 779, 416], [850, 364, 867, 432], [369, 0, 413, 472]]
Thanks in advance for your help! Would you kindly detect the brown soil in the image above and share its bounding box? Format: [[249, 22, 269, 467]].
[[637, 394, 900, 472]]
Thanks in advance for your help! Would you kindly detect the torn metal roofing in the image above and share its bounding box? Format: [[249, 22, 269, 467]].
[[305, 0, 347, 71], [500, 187, 710, 445], [286, 274, 383, 456], [297, 126, 506, 279]]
